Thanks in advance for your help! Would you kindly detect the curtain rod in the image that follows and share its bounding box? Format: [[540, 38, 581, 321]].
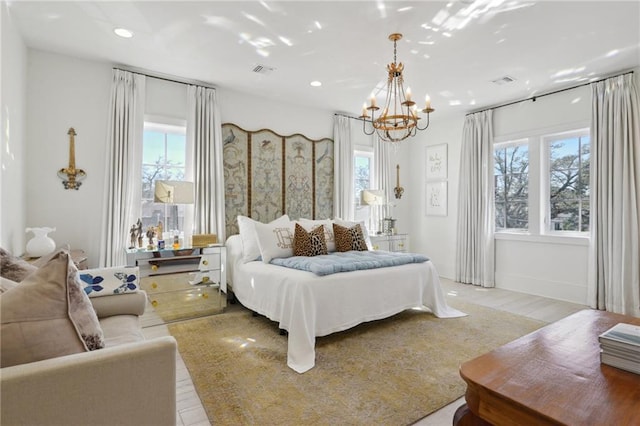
[[334, 112, 367, 122], [466, 70, 635, 116], [112, 65, 217, 90]]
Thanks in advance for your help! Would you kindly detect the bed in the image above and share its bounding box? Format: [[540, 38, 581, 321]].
[[225, 233, 466, 373]]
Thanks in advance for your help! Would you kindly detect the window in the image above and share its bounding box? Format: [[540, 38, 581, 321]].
[[494, 141, 529, 231], [493, 127, 590, 236], [141, 121, 187, 233], [546, 131, 590, 232], [354, 150, 374, 204]]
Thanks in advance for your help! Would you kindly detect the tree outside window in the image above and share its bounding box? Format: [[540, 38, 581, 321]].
[[494, 142, 529, 230], [548, 133, 590, 232]]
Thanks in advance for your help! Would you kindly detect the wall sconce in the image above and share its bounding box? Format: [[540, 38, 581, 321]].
[[57, 128, 86, 190], [394, 164, 404, 199]]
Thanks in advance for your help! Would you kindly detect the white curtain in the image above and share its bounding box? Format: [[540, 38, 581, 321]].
[[455, 110, 495, 287], [333, 115, 354, 220], [187, 85, 225, 242], [99, 70, 145, 267], [374, 134, 392, 225], [588, 73, 640, 316]]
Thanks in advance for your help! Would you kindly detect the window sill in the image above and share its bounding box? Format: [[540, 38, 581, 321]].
[[494, 232, 589, 246]]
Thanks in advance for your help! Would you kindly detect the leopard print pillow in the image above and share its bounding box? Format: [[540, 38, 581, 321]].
[[293, 223, 328, 257], [333, 223, 368, 252]]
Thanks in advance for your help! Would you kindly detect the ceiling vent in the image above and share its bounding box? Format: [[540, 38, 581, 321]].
[[252, 64, 275, 75], [492, 75, 516, 85]]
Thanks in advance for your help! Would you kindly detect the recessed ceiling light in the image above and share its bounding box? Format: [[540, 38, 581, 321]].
[[114, 28, 133, 38], [310, 81, 322, 87]]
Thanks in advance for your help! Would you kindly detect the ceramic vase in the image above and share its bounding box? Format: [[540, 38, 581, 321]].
[[25, 227, 56, 257]]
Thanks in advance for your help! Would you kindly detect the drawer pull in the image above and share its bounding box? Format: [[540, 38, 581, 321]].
[[151, 300, 158, 307], [151, 264, 158, 271], [202, 293, 209, 299], [202, 260, 209, 266], [202, 276, 210, 283], [151, 282, 158, 289], [398, 243, 404, 248], [373, 245, 379, 250]]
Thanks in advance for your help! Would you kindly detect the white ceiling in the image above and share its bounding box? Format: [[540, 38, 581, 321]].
[[7, 1, 640, 118]]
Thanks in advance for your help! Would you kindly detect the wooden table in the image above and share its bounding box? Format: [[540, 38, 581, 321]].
[[454, 309, 640, 426]]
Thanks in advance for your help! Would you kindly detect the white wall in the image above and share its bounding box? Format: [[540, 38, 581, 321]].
[[491, 84, 592, 304], [407, 88, 592, 303], [407, 72, 640, 305], [217, 87, 333, 139], [1, 4, 28, 254], [407, 113, 465, 279], [21, 50, 334, 266], [26, 49, 112, 266]]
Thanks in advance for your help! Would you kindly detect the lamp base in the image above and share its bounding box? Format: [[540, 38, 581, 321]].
[[381, 218, 397, 235]]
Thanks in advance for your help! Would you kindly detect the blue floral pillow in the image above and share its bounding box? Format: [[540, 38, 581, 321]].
[[79, 267, 139, 297]]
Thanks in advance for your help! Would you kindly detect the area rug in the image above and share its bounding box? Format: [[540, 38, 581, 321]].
[[168, 301, 545, 425]]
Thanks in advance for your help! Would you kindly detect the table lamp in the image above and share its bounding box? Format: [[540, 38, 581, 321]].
[[154, 180, 194, 238], [361, 189, 385, 234]]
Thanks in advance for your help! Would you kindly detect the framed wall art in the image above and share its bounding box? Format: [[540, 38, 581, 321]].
[[426, 181, 447, 216], [426, 144, 447, 181]]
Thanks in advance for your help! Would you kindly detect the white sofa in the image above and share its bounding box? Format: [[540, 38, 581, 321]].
[[0, 252, 178, 426]]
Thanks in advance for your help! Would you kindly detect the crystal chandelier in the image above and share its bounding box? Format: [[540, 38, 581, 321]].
[[360, 33, 435, 143]]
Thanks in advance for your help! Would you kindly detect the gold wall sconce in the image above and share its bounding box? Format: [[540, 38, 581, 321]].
[[57, 127, 86, 190], [394, 164, 404, 199]]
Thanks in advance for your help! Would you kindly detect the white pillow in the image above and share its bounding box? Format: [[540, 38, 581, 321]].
[[237, 215, 290, 263], [254, 220, 296, 263], [298, 218, 336, 252], [334, 218, 373, 250]]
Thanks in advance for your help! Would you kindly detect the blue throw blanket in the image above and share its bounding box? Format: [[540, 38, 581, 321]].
[[271, 250, 429, 276]]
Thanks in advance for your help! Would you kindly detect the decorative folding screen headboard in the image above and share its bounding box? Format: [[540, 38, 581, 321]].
[[222, 123, 334, 237]]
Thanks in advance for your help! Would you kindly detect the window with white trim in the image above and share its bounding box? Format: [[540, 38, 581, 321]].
[[354, 149, 374, 204], [545, 130, 590, 232], [141, 121, 187, 232], [494, 127, 590, 236], [494, 140, 529, 231]]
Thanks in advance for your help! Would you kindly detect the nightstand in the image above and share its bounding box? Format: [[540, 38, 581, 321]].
[[369, 234, 409, 252], [125, 245, 226, 323]]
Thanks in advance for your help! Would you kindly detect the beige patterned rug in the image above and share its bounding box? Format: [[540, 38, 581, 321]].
[[168, 301, 545, 425]]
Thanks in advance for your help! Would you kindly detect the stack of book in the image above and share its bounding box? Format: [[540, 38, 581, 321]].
[[599, 322, 640, 375]]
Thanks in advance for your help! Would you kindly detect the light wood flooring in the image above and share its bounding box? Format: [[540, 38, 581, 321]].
[[140, 278, 588, 426]]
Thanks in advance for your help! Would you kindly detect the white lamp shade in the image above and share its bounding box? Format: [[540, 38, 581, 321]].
[[361, 189, 385, 206], [154, 180, 194, 204]]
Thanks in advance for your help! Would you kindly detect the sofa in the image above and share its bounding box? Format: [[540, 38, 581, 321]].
[[0, 250, 178, 426]]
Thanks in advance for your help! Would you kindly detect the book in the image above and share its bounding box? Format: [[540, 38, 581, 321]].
[[600, 345, 640, 362], [599, 323, 640, 349], [600, 352, 640, 375]]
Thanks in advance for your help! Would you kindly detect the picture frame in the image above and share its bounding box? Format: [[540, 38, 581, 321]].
[[426, 144, 447, 181], [426, 181, 447, 216]]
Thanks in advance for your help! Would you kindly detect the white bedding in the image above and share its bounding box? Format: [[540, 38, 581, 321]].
[[226, 235, 466, 373]]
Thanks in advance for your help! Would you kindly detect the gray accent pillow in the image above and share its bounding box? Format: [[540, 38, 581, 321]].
[[0, 251, 105, 367], [0, 247, 37, 282]]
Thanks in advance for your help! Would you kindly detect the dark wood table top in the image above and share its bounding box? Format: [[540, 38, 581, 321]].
[[459, 309, 640, 426]]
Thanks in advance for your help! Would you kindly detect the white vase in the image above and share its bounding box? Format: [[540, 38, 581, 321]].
[[25, 227, 56, 257]]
